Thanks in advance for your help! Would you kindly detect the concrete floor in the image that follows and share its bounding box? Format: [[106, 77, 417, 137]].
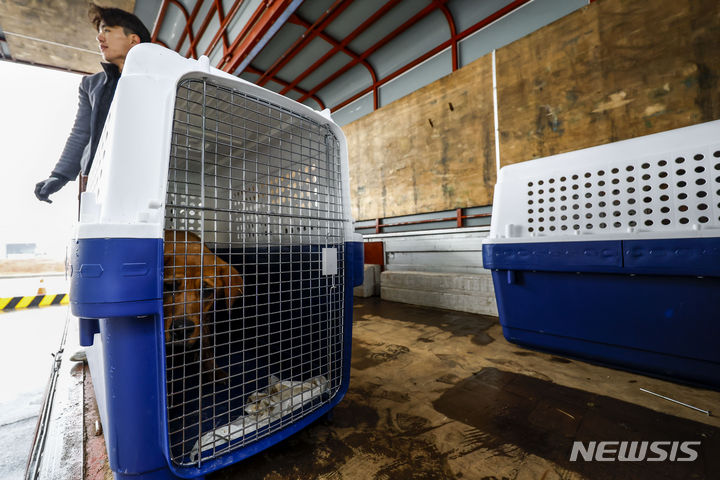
[[83, 297, 720, 479], [205, 297, 720, 480]]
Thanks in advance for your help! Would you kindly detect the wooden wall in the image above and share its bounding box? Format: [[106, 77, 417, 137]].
[[343, 54, 495, 221], [497, 0, 720, 166], [343, 0, 720, 221]]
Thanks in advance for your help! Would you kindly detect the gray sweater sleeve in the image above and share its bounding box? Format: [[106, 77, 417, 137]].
[[50, 77, 91, 181]]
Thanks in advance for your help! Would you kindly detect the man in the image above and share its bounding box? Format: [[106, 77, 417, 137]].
[[34, 4, 151, 203]]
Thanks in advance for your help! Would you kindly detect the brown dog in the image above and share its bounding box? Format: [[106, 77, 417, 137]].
[[163, 230, 243, 380]]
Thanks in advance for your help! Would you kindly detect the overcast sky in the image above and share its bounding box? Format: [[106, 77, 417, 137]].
[[0, 61, 82, 259]]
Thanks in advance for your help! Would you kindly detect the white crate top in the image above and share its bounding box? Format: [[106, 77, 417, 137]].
[[78, 43, 357, 242], [486, 120, 720, 243]]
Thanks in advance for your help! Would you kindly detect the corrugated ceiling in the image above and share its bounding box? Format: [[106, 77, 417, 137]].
[[1, 0, 590, 124]]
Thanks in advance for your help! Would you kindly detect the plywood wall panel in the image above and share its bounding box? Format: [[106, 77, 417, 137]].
[[343, 54, 495, 221], [497, 0, 720, 167], [343, 0, 720, 220]]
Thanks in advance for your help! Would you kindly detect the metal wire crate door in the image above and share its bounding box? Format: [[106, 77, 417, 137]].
[[163, 78, 346, 467]]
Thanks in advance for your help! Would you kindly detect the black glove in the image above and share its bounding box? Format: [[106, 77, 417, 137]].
[[34, 176, 68, 203]]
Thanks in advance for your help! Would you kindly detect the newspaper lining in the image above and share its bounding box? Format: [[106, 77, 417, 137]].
[[189, 375, 328, 462]]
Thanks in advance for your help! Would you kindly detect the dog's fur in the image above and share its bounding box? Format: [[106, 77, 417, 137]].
[[163, 230, 243, 380]]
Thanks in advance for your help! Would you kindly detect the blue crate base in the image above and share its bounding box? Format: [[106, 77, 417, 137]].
[[490, 269, 720, 389], [77, 239, 363, 479]]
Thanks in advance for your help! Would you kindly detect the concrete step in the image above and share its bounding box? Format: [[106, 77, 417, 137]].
[[353, 264, 381, 298], [380, 270, 498, 316]]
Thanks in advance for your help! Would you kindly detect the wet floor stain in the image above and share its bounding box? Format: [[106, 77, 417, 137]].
[[211, 421, 354, 480], [209, 395, 453, 480], [351, 339, 410, 370], [210, 399, 378, 480], [433, 368, 720, 480], [350, 339, 384, 370], [512, 350, 536, 357], [436, 373, 461, 385], [371, 344, 410, 362], [355, 297, 497, 346], [512, 350, 572, 364], [204, 299, 720, 480], [333, 395, 455, 479]]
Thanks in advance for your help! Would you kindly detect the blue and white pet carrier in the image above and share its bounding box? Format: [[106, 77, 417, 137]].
[[70, 44, 363, 479], [483, 120, 720, 389]]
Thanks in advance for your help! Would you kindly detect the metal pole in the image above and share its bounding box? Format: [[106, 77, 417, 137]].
[[640, 388, 712, 416]]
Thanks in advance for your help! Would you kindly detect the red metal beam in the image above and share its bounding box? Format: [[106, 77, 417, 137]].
[[152, 0, 197, 57], [217, 0, 268, 67], [279, 0, 403, 104], [287, 13, 379, 107], [214, 0, 231, 53], [437, 2, 458, 71], [171, 0, 196, 56], [184, 0, 221, 58], [174, 0, 203, 57], [371, 212, 490, 232], [221, 0, 296, 74], [298, 0, 444, 104], [244, 65, 326, 109], [454, 0, 530, 43], [151, 0, 169, 43], [255, 0, 351, 86], [203, 0, 245, 57], [313, 26, 379, 108], [327, 0, 531, 111], [333, 31, 453, 111]]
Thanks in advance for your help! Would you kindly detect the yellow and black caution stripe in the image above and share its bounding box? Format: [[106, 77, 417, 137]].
[[0, 293, 69, 312]]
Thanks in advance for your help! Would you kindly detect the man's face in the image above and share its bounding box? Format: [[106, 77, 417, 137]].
[[96, 23, 137, 66]]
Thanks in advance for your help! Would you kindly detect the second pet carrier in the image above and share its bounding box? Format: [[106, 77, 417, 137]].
[[70, 44, 363, 479], [483, 120, 720, 389]]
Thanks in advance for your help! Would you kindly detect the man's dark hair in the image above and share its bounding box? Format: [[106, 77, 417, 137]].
[[89, 3, 151, 43]]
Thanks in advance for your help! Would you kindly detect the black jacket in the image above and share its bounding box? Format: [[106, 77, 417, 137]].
[[51, 62, 120, 180]]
